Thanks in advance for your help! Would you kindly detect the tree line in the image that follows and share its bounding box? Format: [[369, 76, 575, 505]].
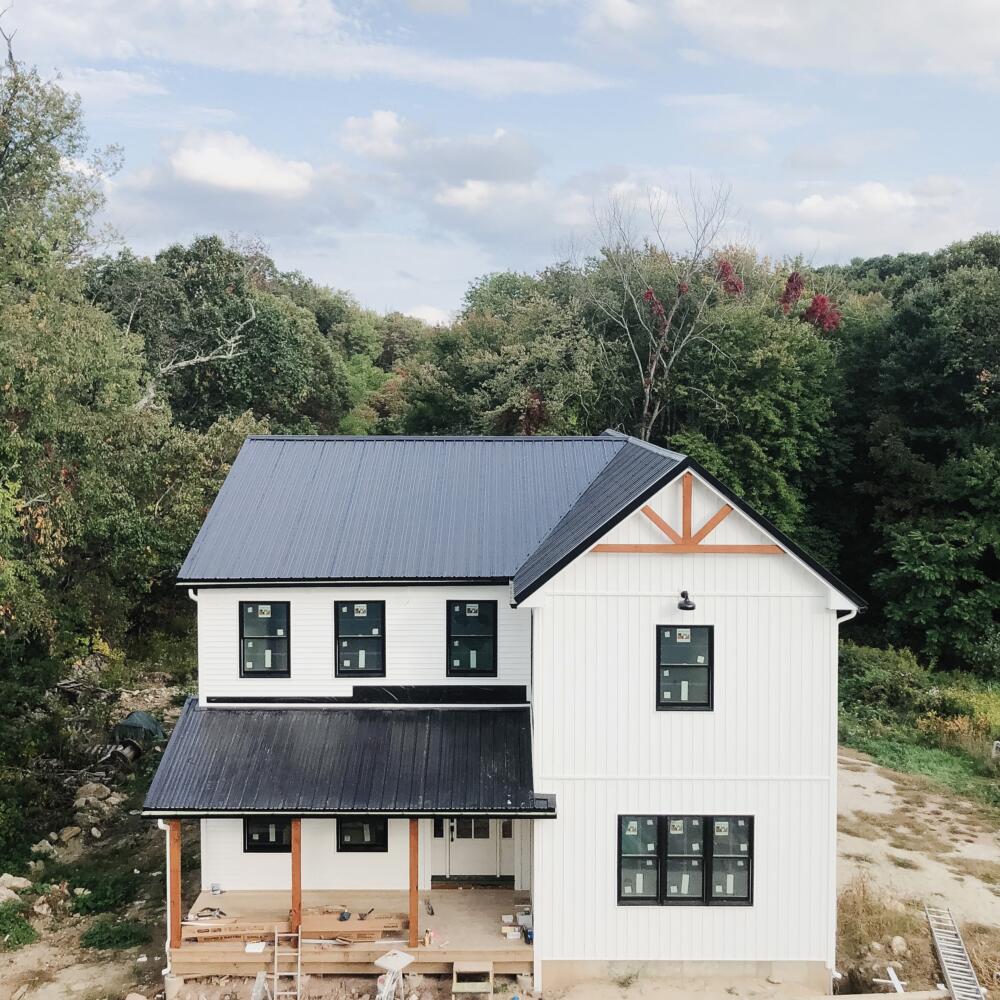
[[1, 41, 997, 852]]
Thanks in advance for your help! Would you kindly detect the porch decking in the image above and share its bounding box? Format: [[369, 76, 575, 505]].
[[171, 888, 532, 977]]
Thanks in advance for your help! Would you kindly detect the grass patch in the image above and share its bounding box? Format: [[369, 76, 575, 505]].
[[840, 807, 951, 855], [964, 922, 1000, 989], [71, 870, 141, 915], [0, 900, 39, 951], [80, 916, 151, 950], [945, 856, 1000, 885], [888, 854, 920, 870], [841, 852, 873, 864]]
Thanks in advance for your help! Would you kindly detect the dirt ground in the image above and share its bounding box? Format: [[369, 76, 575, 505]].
[[2, 747, 998, 1000]]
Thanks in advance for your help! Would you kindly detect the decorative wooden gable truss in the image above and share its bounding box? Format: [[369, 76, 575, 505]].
[[592, 472, 783, 556]]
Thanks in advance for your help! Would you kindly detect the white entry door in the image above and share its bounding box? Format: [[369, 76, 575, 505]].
[[433, 818, 515, 878]]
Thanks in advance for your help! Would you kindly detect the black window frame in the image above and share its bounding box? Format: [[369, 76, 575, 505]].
[[239, 601, 291, 679], [336, 816, 389, 853], [656, 624, 714, 712], [445, 599, 498, 678], [617, 814, 753, 907], [335, 600, 387, 678], [243, 816, 292, 853]]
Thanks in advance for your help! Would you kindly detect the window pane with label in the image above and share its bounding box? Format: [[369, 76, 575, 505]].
[[447, 601, 497, 676], [657, 625, 712, 708], [337, 817, 389, 852], [240, 602, 290, 677], [620, 856, 658, 900], [244, 817, 291, 852], [336, 601, 386, 677]]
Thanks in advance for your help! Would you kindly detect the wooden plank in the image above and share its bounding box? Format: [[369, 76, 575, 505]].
[[682, 472, 693, 540], [640, 505, 683, 544], [168, 819, 182, 951], [408, 817, 419, 948], [691, 503, 733, 544], [290, 817, 302, 932]]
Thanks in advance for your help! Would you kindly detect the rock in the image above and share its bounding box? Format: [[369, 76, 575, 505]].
[[125, 994, 148, 1000], [870, 941, 883, 952], [27, 860, 45, 875], [74, 887, 92, 897], [31, 839, 55, 856], [137, 954, 148, 963], [77, 781, 111, 800], [0, 873, 32, 890], [90, 827, 102, 839], [891, 935, 908, 956], [47, 831, 58, 842], [766, 976, 782, 985], [0, 886, 20, 903], [58, 825, 82, 843], [32, 898, 51, 917]]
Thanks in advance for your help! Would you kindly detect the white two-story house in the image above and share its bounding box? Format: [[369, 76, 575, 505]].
[[144, 431, 863, 994]]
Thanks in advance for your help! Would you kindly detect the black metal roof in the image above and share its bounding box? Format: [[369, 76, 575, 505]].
[[512, 433, 685, 602], [179, 435, 621, 584], [142, 699, 555, 817]]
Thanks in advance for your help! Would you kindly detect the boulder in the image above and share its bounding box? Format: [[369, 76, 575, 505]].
[[58, 825, 82, 843], [31, 839, 55, 856], [90, 827, 102, 839], [32, 898, 51, 917], [891, 935, 908, 956], [0, 873, 32, 890], [76, 781, 111, 801], [0, 885, 20, 903], [27, 860, 45, 875]]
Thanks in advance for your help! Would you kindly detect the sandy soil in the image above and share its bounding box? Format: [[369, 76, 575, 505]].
[[837, 747, 1000, 926]]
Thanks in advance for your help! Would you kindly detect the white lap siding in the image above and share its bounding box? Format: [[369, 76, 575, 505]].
[[199, 818, 434, 892], [195, 585, 530, 702], [527, 471, 843, 977]]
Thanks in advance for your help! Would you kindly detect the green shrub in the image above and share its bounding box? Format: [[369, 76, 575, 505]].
[[80, 917, 151, 950], [72, 870, 140, 914], [839, 642, 933, 721], [0, 900, 39, 951]]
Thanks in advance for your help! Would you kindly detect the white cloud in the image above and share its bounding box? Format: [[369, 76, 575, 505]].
[[406, 0, 470, 13], [663, 93, 815, 136], [342, 111, 408, 160], [668, 0, 1000, 82], [757, 176, 984, 256], [169, 131, 315, 198], [57, 67, 166, 105], [405, 304, 452, 324], [19, 1, 612, 97], [582, 0, 653, 35]]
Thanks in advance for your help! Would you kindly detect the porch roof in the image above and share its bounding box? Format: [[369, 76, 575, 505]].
[[143, 698, 555, 818]]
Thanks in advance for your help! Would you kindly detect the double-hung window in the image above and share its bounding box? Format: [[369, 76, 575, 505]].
[[657, 625, 713, 709], [240, 601, 290, 678], [447, 600, 497, 676], [244, 817, 291, 853], [337, 817, 389, 852], [336, 601, 386, 677], [618, 814, 753, 905]]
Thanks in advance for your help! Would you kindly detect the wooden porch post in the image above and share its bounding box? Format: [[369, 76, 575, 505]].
[[408, 818, 419, 948], [167, 819, 182, 951], [290, 818, 302, 933]]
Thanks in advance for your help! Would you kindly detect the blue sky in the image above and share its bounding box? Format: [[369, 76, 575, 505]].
[[16, 1, 1000, 320]]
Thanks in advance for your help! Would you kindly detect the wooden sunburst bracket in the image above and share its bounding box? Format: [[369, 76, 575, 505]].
[[592, 472, 784, 555]]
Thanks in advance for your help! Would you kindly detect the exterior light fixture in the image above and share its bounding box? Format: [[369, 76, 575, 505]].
[[677, 590, 696, 611]]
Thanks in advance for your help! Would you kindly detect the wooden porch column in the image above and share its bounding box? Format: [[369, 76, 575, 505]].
[[408, 818, 419, 948], [290, 818, 302, 933], [167, 819, 182, 950]]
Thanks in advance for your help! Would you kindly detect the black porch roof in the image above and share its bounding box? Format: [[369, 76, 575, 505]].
[[143, 699, 555, 817]]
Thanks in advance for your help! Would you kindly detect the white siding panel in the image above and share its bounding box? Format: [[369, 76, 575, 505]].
[[530, 472, 839, 968], [196, 585, 530, 701], [200, 818, 418, 891]]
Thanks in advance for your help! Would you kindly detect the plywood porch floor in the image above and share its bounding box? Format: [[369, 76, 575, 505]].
[[175, 888, 532, 977]]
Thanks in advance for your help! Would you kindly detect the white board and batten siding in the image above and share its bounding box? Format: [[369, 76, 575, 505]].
[[525, 471, 848, 979], [195, 584, 530, 702]]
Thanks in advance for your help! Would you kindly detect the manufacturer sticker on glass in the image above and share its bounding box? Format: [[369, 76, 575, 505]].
[[676, 627, 691, 643]]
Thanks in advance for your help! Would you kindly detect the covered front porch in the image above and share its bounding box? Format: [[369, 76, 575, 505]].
[[145, 700, 554, 981]]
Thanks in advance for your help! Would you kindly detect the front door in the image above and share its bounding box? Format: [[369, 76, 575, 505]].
[[432, 818, 512, 878]]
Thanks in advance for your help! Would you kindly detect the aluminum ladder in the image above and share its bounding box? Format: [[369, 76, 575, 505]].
[[925, 905, 984, 1000], [272, 929, 302, 1000]]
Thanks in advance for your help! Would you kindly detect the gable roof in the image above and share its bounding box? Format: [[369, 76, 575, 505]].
[[178, 431, 864, 611], [179, 435, 622, 584]]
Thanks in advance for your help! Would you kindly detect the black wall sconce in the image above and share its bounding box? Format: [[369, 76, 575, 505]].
[[677, 590, 696, 611]]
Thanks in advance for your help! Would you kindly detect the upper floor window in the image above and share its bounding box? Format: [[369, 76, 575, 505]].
[[657, 625, 713, 710], [336, 601, 386, 677], [240, 602, 290, 678], [618, 814, 752, 906], [337, 817, 389, 852], [244, 817, 291, 853], [447, 600, 497, 677]]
